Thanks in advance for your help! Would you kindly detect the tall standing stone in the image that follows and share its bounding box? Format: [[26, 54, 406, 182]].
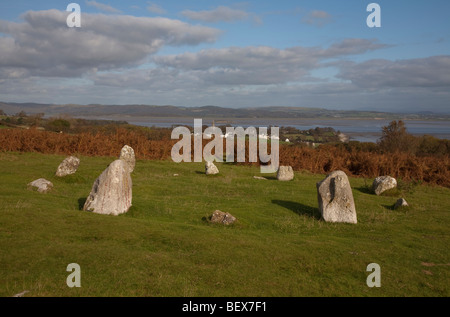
[[55, 156, 80, 177], [316, 170, 357, 224], [119, 145, 135, 173], [83, 159, 132, 216], [277, 166, 294, 181]]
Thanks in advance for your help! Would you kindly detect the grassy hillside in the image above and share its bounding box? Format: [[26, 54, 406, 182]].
[[0, 152, 448, 297]]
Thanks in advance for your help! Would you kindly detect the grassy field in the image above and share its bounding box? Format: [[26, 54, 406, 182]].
[[0, 152, 448, 297]]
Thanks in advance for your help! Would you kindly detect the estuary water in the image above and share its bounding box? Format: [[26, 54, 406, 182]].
[[124, 117, 450, 143]]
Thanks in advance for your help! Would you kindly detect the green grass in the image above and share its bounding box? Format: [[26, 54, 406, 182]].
[[0, 152, 449, 297]]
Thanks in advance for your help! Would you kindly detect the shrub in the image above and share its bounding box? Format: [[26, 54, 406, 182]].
[[46, 119, 71, 133], [378, 120, 418, 153]]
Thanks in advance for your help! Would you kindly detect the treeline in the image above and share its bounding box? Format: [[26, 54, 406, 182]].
[[279, 126, 342, 143], [0, 111, 173, 140], [0, 121, 449, 187], [377, 120, 450, 156], [0, 111, 128, 133]]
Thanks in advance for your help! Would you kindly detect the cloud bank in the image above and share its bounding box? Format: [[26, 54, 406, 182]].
[[0, 10, 220, 77], [0, 9, 449, 112]]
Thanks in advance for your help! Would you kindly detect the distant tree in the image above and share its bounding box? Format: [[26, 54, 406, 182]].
[[378, 120, 417, 153], [46, 118, 71, 132], [29, 113, 45, 127], [15, 111, 27, 118], [0, 109, 5, 116]]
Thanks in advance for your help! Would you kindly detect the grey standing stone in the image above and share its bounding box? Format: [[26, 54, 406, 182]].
[[83, 159, 132, 216], [316, 170, 357, 224], [205, 161, 219, 175], [28, 178, 53, 193], [372, 176, 397, 195], [210, 210, 236, 225], [394, 198, 409, 209], [119, 145, 135, 173], [277, 166, 294, 181], [55, 156, 80, 177]]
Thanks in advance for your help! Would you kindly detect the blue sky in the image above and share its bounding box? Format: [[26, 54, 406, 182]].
[[0, 0, 449, 112]]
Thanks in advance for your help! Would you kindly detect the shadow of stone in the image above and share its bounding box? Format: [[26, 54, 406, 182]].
[[78, 197, 87, 210], [355, 186, 373, 195], [272, 199, 321, 219], [382, 204, 395, 211], [197, 171, 222, 177]]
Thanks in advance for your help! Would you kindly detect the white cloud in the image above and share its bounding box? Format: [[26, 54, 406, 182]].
[[336, 56, 450, 90], [182, 6, 249, 23], [0, 10, 221, 78], [302, 10, 332, 27], [147, 3, 166, 15], [319, 38, 390, 57], [153, 46, 316, 85], [86, 0, 121, 13], [152, 39, 388, 85]]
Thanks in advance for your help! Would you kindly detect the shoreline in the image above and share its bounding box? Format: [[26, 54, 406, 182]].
[[75, 115, 450, 143]]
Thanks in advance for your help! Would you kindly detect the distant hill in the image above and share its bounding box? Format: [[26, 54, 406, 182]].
[[1, 101, 449, 120]]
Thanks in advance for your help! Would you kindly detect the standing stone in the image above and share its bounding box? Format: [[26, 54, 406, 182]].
[[277, 166, 294, 181], [83, 159, 132, 216], [316, 170, 357, 224], [119, 145, 135, 173], [205, 161, 219, 175], [28, 178, 53, 193], [338, 133, 349, 143], [55, 156, 80, 177], [394, 198, 409, 209], [210, 210, 236, 225], [372, 176, 397, 195]]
